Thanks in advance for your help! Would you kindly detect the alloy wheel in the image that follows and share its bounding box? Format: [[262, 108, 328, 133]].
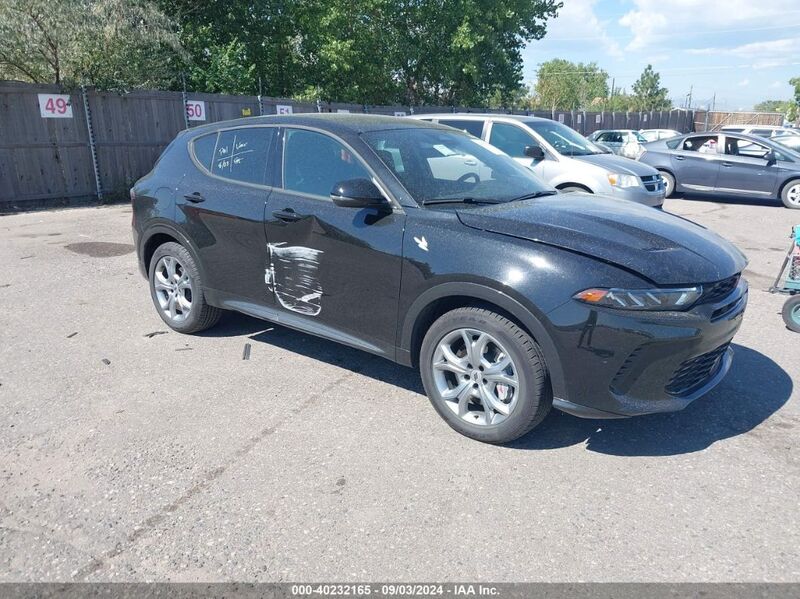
[[153, 256, 193, 323], [431, 328, 520, 426], [787, 184, 800, 207]]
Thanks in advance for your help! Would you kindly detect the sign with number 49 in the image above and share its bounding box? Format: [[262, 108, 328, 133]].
[[38, 94, 73, 118]]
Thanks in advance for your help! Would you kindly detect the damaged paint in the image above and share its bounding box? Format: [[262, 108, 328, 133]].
[[265, 243, 325, 316]]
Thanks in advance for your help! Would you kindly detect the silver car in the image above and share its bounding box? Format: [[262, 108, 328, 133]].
[[588, 129, 648, 159], [411, 114, 665, 207]]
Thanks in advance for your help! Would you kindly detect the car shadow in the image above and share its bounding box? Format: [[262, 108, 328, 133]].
[[507, 344, 792, 456], [202, 314, 791, 457], [671, 193, 784, 208], [199, 311, 425, 394]]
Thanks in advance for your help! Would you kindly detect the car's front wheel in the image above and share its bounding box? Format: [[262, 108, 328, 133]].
[[148, 242, 222, 334], [781, 179, 800, 209], [419, 307, 552, 443], [783, 296, 800, 332], [659, 170, 676, 198]]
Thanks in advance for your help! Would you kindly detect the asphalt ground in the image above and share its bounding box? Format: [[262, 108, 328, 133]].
[[0, 194, 798, 582]]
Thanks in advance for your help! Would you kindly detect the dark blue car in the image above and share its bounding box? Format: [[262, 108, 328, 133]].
[[638, 131, 800, 209]]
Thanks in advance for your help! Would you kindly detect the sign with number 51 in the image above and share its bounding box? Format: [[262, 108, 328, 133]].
[[38, 94, 73, 118]]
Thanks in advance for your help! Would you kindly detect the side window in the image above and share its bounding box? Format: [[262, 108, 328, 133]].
[[724, 127, 744, 133], [725, 137, 771, 159], [488, 123, 537, 158], [682, 135, 717, 153], [665, 138, 682, 149], [283, 129, 371, 197], [210, 127, 275, 185], [438, 119, 485, 138], [751, 129, 772, 138], [191, 133, 217, 171]]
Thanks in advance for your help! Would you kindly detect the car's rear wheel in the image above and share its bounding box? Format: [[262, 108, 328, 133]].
[[781, 179, 800, 209], [783, 296, 800, 332], [148, 242, 222, 334], [559, 185, 590, 193], [659, 171, 676, 198], [419, 307, 552, 443]]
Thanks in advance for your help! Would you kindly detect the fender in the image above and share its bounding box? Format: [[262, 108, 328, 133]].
[[138, 220, 208, 286], [398, 281, 567, 401]]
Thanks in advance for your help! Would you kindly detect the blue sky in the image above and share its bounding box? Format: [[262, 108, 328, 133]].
[[521, 0, 800, 110]]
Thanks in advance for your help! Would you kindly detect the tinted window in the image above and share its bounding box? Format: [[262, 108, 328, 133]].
[[438, 119, 485, 138], [666, 137, 683, 149], [725, 137, 770, 159], [597, 131, 623, 143], [529, 121, 606, 156], [751, 129, 772, 138], [283, 129, 370, 197], [192, 133, 217, 170], [488, 123, 538, 158], [210, 128, 274, 185], [723, 127, 744, 133]]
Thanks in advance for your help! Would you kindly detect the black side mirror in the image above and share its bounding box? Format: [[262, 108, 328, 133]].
[[765, 151, 777, 166], [331, 178, 388, 208], [523, 145, 545, 160]]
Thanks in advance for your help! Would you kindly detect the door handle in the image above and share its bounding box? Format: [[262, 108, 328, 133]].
[[183, 192, 205, 203], [721, 162, 733, 167], [272, 208, 303, 222], [674, 156, 685, 161]]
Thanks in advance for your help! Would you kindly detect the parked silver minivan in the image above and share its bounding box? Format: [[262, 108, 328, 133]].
[[410, 114, 665, 207]]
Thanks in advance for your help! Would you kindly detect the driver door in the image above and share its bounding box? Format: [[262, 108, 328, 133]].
[[717, 135, 778, 195], [263, 127, 405, 356]]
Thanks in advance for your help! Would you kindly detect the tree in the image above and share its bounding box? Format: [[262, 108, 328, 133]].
[[0, 0, 185, 89], [534, 59, 608, 111], [631, 64, 671, 111]]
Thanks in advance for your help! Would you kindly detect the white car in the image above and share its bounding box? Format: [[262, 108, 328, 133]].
[[640, 129, 681, 142], [720, 125, 800, 139]]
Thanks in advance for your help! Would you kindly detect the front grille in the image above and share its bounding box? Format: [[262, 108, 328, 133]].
[[640, 174, 662, 192], [665, 343, 729, 396], [699, 274, 740, 305]]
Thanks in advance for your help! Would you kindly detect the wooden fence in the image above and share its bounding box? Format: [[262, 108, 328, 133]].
[[693, 110, 785, 132], [0, 80, 695, 212]]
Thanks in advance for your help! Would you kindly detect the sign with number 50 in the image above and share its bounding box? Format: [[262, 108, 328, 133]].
[[38, 94, 73, 118], [186, 100, 206, 121]]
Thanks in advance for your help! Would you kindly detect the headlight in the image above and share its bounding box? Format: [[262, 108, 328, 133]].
[[607, 173, 640, 188], [574, 286, 703, 310]]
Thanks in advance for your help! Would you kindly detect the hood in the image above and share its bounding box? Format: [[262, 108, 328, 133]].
[[456, 194, 747, 285], [574, 153, 658, 176]]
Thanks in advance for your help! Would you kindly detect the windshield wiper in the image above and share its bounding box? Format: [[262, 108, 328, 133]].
[[507, 190, 559, 202], [421, 197, 505, 206]]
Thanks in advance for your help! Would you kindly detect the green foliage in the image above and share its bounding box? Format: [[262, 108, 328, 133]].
[[161, 0, 562, 105], [631, 64, 671, 111], [754, 99, 797, 122], [0, 0, 185, 89], [533, 59, 609, 111]]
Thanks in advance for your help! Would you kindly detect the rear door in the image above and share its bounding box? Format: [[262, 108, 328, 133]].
[[176, 126, 277, 303], [263, 127, 405, 355], [718, 135, 778, 195], [670, 134, 721, 192]]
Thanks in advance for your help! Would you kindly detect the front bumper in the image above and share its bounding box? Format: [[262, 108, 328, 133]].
[[546, 277, 748, 418], [610, 183, 665, 207]]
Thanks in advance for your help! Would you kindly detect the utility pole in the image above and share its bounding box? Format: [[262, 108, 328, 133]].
[[609, 77, 615, 99], [711, 93, 716, 111], [685, 85, 693, 110]]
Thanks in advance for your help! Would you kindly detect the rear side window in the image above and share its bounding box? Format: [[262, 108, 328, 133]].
[[438, 119, 485, 138], [751, 129, 772, 137], [666, 138, 682, 149], [191, 133, 217, 170], [210, 127, 275, 185]]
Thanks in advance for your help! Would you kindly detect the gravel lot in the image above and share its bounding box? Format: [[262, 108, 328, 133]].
[[0, 195, 798, 582]]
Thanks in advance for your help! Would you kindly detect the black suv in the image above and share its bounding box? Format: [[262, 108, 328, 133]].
[[132, 114, 748, 443]]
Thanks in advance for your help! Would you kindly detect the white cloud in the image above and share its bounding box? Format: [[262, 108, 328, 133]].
[[738, 79, 750, 87], [771, 81, 783, 89], [618, 0, 800, 51], [539, 0, 622, 58]]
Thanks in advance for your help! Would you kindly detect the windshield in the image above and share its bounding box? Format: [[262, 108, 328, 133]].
[[362, 128, 554, 206], [527, 121, 606, 156]]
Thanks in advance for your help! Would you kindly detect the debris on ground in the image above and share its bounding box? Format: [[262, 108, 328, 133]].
[[242, 343, 251, 360], [143, 331, 168, 338]]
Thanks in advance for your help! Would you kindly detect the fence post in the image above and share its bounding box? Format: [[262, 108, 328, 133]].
[[257, 95, 264, 116], [80, 85, 102, 202], [316, 99, 322, 113], [180, 74, 189, 129]]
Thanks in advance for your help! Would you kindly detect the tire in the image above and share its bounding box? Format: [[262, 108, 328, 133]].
[[782, 296, 800, 333], [780, 179, 800, 209], [148, 242, 222, 334], [419, 306, 552, 443], [559, 185, 590, 194], [659, 171, 676, 198]]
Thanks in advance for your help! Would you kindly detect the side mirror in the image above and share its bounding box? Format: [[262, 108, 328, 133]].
[[765, 151, 777, 166], [523, 145, 545, 160], [330, 178, 388, 208]]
